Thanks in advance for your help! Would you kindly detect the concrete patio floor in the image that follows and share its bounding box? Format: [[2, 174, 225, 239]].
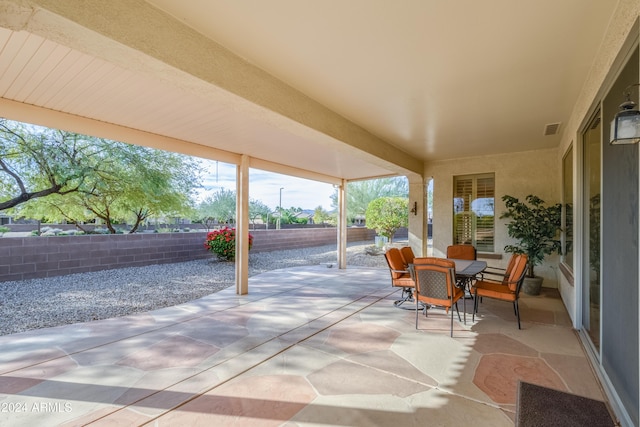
[[0, 265, 609, 426]]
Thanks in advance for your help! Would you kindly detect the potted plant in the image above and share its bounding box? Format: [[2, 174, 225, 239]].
[[500, 194, 562, 295]]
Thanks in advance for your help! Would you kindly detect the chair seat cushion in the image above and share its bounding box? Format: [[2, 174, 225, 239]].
[[414, 286, 464, 307], [392, 274, 414, 288], [473, 280, 516, 301]]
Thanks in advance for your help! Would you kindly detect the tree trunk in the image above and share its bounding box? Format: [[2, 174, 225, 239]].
[[527, 263, 535, 278]]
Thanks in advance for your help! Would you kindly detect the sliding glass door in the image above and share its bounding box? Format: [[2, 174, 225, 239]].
[[582, 110, 601, 351]]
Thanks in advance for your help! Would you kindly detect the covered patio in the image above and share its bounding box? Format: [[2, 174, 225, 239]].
[[1, 1, 639, 425], [0, 266, 606, 426]]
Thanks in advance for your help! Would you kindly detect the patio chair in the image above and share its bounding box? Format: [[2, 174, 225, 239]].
[[481, 253, 519, 283], [446, 244, 477, 260], [447, 244, 480, 292], [384, 247, 415, 308], [400, 246, 416, 265], [472, 254, 528, 329], [409, 258, 465, 336]]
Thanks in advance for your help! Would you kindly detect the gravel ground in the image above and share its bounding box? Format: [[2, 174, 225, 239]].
[[0, 242, 390, 336]]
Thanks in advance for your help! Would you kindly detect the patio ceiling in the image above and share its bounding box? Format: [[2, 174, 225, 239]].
[[0, 0, 618, 183]]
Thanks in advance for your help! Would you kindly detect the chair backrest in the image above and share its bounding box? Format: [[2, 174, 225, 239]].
[[446, 244, 477, 260], [410, 261, 457, 301], [384, 248, 408, 279], [500, 253, 520, 285], [506, 254, 528, 292], [413, 257, 455, 268], [400, 246, 415, 265]]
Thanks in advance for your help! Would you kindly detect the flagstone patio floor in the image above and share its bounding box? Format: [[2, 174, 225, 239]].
[[0, 265, 610, 426]]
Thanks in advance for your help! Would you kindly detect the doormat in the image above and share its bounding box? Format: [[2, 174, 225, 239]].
[[515, 381, 616, 426]]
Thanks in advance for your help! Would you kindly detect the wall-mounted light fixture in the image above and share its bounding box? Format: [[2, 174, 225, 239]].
[[610, 83, 640, 145], [410, 201, 417, 216]]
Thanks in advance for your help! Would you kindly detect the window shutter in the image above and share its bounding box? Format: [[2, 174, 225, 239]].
[[453, 174, 495, 252], [453, 177, 473, 245], [475, 176, 495, 251]]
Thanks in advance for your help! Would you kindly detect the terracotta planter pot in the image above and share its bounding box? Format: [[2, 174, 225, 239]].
[[522, 276, 543, 295]]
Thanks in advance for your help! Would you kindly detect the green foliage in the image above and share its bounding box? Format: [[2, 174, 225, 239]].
[[204, 226, 253, 261], [0, 120, 103, 211], [365, 197, 408, 243], [196, 189, 237, 226], [313, 205, 334, 225], [249, 199, 272, 227], [501, 195, 562, 278], [195, 191, 274, 230], [331, 177, 408, 224], [0, 225, 9, 235], [2, 120, 200, 233], [279, 206, 306, 224]]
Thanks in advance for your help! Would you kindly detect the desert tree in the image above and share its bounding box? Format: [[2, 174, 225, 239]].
[[330, 177, 408, 224], [7, 121, 200, 232], [365, 197, 409, 243], [0, 119, 103, 211]]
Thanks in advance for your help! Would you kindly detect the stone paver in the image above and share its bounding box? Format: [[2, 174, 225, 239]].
[[0, 266, 607, 426]]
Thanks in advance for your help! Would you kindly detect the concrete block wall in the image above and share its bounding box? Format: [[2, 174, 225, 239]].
[[0, 232, 210, 282], [0, 227, 392, 282], [249, 227, 375, 252]]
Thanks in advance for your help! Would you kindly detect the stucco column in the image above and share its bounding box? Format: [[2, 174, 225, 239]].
[[407, 173, 427, 256], [235, 155, 249, 295], [337, 179, 347, 268]]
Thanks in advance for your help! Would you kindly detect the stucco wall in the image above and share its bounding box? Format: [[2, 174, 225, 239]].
[[425, 147, 560, 287], [555, 2, 640, 331], [552, 5, 640, 425]]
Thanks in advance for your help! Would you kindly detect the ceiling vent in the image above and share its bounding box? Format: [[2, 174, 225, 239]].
[[543, 122, 561, 136]]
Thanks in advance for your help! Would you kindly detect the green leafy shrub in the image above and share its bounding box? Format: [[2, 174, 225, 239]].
[[41, 227, 63, 236], [365, 197, 408, 243], [59, 230, 84, 236], [204, 226, 254, 261]]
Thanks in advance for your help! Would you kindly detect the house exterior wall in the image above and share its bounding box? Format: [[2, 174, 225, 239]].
[[553, 3, 640, 426], [556, 1, 640, 333], [425, 148, 560, 287]]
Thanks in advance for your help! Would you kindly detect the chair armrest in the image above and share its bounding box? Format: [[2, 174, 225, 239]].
[[474, 277, 506, 286], [480, 267, 506, 281], [484, 266, 506, 273]]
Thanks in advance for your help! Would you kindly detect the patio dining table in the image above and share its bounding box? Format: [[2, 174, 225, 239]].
[[449, 258, 487, 296]]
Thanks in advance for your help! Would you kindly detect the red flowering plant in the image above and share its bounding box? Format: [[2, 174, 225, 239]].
[[204, 227, 254, 261]]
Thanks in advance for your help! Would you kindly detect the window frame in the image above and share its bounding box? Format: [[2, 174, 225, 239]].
[[560, 144, 574, 281], [452, 172, 495, 253]]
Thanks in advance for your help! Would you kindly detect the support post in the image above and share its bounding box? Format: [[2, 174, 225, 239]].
[[407, 173, 427, 256], [338, 179, 347, 269], [235, 155, 250, 295]]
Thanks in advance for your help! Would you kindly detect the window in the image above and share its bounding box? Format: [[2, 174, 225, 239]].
[[562, 145, 574, 272], [453, 173, 495, 252]]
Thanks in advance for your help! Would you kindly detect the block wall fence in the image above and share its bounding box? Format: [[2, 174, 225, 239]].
[[0, 227, 403, 283]]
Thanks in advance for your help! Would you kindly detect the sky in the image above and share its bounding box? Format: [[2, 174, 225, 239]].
[[8, 119, 336, 211], [196, 160, 336, 211]]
